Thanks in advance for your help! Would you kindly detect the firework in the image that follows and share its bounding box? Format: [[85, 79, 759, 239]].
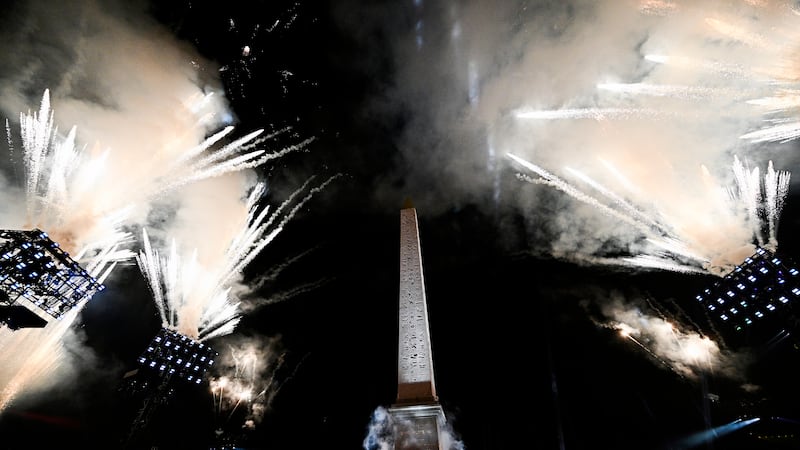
[[501, 1, 800, 282], [209, 336, 302, 444], [638, 2, 800, 143], [7, 89, 312, 276], [137, 174, 340, 341], [508, 153, 789, 277], [0, 87, 311, 411]]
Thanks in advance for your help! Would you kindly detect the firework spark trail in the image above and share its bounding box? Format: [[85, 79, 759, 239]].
[[645, 236, 710, 266], [746, 92, 800, 112], [210, 339, 297, 433], [11, 91, 133, 278], [508, 152, 789, 276], [138, 227, 243, 342], [508, 153, 711, 270], [728, 155, 791, 251], [564, 166, 671, 236], [248, 246, 319, 291], [591, 291, 744, 381], [638, 0, 678, 16], [211, 374, 256, 425], [659, 296, 718, 348], [618, 325, 681, 375], [211, 376, 230, 417], [0, 304, 83, 413], [513, 107, 661, 120], [644, 54, 749, 79], [7, 89, 310, 279], [218, 346, 267, 423], [731, 156, 765, 247], [508, 154, 664, 236], [246, 277, 334, 310], [765, 160, 791, 247], [512, 171, 707, 274], [643, 53, 800, 143], [596, 82, 742, 101], [575, 163, 710, 265], [619, 255, 709, 275], [217, 173, 341, 296], [614, 315, 721, 379], [159, 127, 316, 193], [137, 174, 341, 342], [637, 4, 800, 143], [739, 121, 800, 143]]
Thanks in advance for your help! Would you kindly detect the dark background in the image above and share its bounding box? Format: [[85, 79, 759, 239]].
[[1, 1, 800, 449]]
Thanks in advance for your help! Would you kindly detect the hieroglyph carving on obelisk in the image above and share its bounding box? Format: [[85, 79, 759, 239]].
[[396, 207, 437, 404]]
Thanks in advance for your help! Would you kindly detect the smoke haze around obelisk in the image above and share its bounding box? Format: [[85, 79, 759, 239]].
[[333, 0, 800, 383]]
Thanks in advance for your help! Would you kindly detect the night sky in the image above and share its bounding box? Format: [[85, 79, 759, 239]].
[[1, 1, 800, 449]]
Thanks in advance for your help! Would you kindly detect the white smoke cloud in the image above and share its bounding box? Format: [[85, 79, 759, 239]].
[[597, 290, 752, 381], [363, 406, 393, 450], [0, 0, 281, 412], [0, 0, 255, 236], [209, 334, 297, 436], [336, 0, 800, 271], [362, 405, 465, 450]]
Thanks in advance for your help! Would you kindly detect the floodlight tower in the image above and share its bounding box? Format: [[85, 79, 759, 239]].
[[694, 247, 800, 349], [122, 327, 218, 447], [691, 247, 800, 439], [0, 228, 105, 329], [387, 205, 448, 450]]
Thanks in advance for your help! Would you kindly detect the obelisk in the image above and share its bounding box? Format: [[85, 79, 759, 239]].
[[388, 205, 446, 450]]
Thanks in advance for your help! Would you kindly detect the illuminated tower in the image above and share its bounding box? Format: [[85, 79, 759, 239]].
[[387, 206, 448, 450], [0, 228, 104, 330], [694, 247, 800, 348], [121, 327, 218, 447]]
